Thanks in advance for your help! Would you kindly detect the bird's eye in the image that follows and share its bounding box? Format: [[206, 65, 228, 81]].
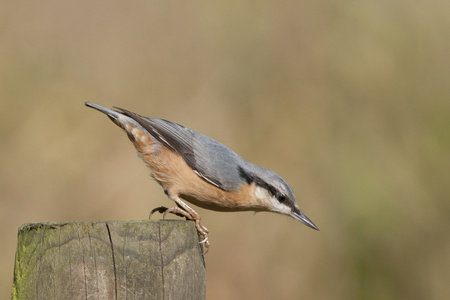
[[277, 193, 287, 203]]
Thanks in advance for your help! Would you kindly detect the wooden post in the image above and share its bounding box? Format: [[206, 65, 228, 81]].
[[11, 220, 206, 300]]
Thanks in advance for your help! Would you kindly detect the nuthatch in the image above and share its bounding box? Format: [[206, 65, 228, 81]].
[[85, 102, 318, 252]]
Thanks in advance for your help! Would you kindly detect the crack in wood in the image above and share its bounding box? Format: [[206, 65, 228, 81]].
[[105, 223, 117, 299]]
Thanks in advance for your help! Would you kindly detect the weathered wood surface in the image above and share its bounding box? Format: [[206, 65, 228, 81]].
[[12, 220, 206, 300]]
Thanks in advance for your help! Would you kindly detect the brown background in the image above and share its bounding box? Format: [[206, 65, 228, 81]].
[[1, 1, 449, 299]]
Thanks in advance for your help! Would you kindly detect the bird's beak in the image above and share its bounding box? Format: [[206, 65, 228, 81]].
[[291, 209, 319, 231]]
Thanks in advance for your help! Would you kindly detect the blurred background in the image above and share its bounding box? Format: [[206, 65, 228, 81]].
[[1, 0, 449, 299]]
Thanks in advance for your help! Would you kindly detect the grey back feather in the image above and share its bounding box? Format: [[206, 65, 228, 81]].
[[114, 107, 247, 191]]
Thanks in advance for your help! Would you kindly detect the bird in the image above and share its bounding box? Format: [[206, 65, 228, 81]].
[[85, 102, 318, 253]]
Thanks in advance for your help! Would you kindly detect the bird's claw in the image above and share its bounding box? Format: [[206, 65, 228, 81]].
[[149, 206, 169, 219], [149, 205, 211, 254], [194, 220, 210, 254]]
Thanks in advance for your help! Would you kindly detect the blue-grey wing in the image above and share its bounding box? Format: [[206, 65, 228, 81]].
[[191, 134, 246, 191], [114, 107, 243, 191]]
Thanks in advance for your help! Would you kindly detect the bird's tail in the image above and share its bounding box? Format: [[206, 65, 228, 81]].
[[85, 102, 122, 120]]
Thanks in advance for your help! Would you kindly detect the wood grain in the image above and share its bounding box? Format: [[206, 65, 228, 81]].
[[11, 220, 206, 300]]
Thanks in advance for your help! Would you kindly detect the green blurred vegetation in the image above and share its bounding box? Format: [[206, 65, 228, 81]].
[[1, 1, 449, 299]]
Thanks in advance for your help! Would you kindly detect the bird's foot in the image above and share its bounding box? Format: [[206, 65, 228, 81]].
[[149, 205, 210, 254], [162, 206, 193, 220], [194, 218, 210, 254]]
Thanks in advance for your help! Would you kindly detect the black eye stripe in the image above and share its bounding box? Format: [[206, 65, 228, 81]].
[[238, 167, 279, 197], [238, 166, 292, 205], [238, 166, 254, 185]]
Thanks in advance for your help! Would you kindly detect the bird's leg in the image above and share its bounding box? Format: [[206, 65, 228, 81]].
[[148, 197, 210, 253], [169, 196, 210, 253]]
